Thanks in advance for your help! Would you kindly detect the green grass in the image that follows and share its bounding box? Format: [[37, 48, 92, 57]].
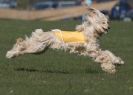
[[0, 19, 133, 95]]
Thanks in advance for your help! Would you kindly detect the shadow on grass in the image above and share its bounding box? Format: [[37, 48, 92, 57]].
[[14, 68, 70, 74], [14, 67, 100, 74]]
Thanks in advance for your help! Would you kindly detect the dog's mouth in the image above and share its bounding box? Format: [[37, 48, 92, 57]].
[[95, 28, 109, 37]]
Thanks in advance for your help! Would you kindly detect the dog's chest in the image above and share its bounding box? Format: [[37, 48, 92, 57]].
[[54, 31, 86, 43]]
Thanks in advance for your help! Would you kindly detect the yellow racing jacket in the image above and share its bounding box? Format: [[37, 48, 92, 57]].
[[54, 31, 86, 43]]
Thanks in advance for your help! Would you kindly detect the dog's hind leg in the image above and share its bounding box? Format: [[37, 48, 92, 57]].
[[24, 34, 54, 54], [6, 29, 55, 58]]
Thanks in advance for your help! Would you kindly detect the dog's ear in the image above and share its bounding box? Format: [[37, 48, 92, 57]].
[[16, 37, 24, 44]]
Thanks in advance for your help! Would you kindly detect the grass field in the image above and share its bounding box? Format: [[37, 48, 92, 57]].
[[0, 19, 133, 95]]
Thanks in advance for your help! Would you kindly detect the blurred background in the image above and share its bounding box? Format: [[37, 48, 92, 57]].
[[0, 0, 133, 21]]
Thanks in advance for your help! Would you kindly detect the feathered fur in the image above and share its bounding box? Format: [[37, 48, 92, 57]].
[[6, 8, 124, 73]]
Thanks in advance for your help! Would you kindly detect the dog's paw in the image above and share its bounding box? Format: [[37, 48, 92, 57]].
[[113, 57, 124, 65], [101, 63, 116, 74]]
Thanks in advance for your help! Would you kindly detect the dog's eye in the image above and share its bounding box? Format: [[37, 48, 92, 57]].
[[88, 8, 94, 11], [102, 22, 106, 24], [93, 11, 96, 14]]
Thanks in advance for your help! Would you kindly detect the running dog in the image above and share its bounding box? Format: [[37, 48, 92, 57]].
[[6, 8, 124, 73]]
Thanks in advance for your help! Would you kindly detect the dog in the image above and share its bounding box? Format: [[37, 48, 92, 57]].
[[6, 8, 124, 73]]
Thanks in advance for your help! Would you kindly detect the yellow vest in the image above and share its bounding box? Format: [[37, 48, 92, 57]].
[[54, 31, 86, 43]]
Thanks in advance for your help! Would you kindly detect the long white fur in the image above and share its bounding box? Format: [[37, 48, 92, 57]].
[[6, 8, 124, 73]]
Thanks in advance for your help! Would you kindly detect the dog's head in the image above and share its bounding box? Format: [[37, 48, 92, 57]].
[[83, 8, 110, 37], [6, 38, 27, 58]]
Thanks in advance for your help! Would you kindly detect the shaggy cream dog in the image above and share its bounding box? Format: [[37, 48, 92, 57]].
[[6, 8, 124, 73]]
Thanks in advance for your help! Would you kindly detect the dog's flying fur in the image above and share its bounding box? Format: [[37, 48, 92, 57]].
[[6, 8, 124, 73]]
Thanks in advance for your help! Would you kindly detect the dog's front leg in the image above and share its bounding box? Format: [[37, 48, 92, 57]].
[[101, 50, 124, 65], [87, 50, 116, 73], [94, 50, 124, 73]]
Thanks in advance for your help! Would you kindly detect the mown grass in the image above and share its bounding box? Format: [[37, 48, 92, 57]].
[[0, 19, 133, 95]]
